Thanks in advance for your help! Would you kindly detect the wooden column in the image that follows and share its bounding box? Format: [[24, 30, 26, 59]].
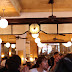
[[16, 34, 27, 64]]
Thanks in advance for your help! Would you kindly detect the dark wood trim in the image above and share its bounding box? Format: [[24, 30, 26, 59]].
[[41, 42, 67, 43], [7, 17, 72, 25], [1, 43, 16, 44]]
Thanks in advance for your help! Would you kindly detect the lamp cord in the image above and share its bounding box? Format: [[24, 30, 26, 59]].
[[52, 3, 53, 16], [2, 9, 5, 18]]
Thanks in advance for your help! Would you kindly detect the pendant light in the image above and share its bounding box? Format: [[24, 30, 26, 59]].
[[35, 38, 40, 43], [6, 35, 10, 48], [30, 24, 40, 34], [11, 44, 16, 48], [0, 9, 8, 28], [32, 33, 39, 38]]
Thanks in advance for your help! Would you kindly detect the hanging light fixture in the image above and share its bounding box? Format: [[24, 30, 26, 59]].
[[30, 24, 40, 34], [6, 42, 10, 48], [37, 42, 43, 47], [35, 38, 40, 43], [11, 44, 16, 48], [6, 35, 10, 48], [0, 38, 2, 43], [0, 9, 8, 28], [67, 41, 71, 47], [62, 41, 71, 47], [32, 33, 39, 38]]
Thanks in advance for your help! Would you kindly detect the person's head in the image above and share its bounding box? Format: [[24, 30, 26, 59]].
[[54, 52, 59, 58], [55, 53, 72, 72], [26, 62, 32, 69], [36, 56, 48, 70], [12, 55, 21, 66], [1, 58, 4, 61], [35, 57, 37, 61], [60, 54, 64, 59], [7, 55, 21, 72]]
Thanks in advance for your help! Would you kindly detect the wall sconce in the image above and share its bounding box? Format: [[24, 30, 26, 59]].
[[1, 54, 4, 58], [30, 24, 40, 34], [9, 51, 11, 57]]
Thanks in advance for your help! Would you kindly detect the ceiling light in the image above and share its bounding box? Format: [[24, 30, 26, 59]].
[[0, 9, 8, 28], [11, 44, 16, 48], [35, 38, 40, 43], [37, 42, 43, 47], [62, 41, 71, 47], [30, 24, 40, 34], [67, 41, 71, 47], [0, 18, 8, 28], [6, 42, 10, 48], [32, 33, 39, 38]]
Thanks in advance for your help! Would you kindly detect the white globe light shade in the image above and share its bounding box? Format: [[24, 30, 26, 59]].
[[32, 34, 39, 38], [0, 19, 8, 28], [62, 43, 69, 47], [67, 41, 71, 47], [11, 44, 16, 48], [35, 38, 40, 43], [37, 42, 43, 47], [0, 38, 2, 43], [42, 43, 45, 47], [6, 42, 10, 48], [62, 42, 71, 47]]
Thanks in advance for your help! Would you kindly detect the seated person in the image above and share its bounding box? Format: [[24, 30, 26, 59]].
[[29, 55, 48, 72]]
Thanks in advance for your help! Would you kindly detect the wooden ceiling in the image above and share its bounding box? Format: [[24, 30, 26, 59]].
[[0, 0, 72, 17], [20, 0, 72, 12]]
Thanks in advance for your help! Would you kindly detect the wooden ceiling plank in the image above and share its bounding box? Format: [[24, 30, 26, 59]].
[[9, 0, 22, 15]]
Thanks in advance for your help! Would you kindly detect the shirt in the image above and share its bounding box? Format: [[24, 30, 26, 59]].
[[1, 60, 6, 67], [29, 68, 47, 72]]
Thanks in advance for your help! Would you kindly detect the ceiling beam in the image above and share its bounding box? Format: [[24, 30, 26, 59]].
[[9, 0, 22, 15], [7, 17, 72, 25]]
